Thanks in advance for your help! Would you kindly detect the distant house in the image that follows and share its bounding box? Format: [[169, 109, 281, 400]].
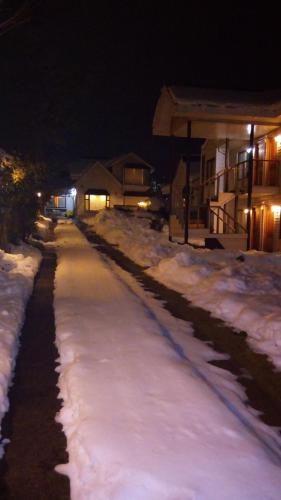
[[74, 153, 154, 216], [153, 86, 281, 251], [45, 188, 76, 217]]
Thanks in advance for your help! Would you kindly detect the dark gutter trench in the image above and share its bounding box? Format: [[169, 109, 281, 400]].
[[0, 249, 70, 499]]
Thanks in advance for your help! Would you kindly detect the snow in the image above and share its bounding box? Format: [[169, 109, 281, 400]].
[[86, 209, 281, 369], [34, 215, 53, 242], [0, 242, 41, 456], [54, 221, 281, 499]]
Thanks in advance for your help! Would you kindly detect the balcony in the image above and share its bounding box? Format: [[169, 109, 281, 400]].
[[194, 159, 280, 203], [236, 159, 280, 195]]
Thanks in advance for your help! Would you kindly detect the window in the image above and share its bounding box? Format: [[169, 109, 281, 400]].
[[85, 194, 108, 211], [50, 195, 66, 209], [124, 168, 144, 185]]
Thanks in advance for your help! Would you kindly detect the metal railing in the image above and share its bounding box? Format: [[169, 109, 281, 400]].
[[209, 204, 247, 234], [191, 158, 280, 203]]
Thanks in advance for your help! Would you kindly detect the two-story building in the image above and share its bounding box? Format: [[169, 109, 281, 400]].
[[74, 153, 153, 216], [153, 86, 281, 251]]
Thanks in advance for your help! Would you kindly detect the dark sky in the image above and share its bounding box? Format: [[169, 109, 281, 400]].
[[1, 1, 281, 181]]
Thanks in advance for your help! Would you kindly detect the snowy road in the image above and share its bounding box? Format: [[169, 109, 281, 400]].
[[54, 222, 281, 500]]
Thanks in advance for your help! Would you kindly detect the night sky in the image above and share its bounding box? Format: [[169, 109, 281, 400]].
[[1, 1, 281, 181]]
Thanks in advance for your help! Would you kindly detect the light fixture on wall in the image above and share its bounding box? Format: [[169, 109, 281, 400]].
[[36, 192, 42, 198], [244, 208, 251, 214]]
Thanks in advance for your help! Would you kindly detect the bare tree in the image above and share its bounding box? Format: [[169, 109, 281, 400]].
[[0, 1, 31, 36]]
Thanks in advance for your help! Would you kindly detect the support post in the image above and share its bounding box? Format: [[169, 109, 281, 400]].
[[184, 155, 190, 245], [247, 124, 255, 250], [184, 121, 192, 245]]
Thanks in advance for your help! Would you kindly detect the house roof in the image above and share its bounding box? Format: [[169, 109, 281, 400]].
[[71, 153, 154, 184], [106, 152, 154, 172], [74, 160, 122, 187], [153, 86, 281, 140], [169, 86, 281, 110]]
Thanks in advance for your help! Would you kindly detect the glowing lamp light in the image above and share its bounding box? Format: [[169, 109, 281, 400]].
[[247, 124, 254, 134], [274, 135, 281, 146], [138, 201, 147, 208], [70, 187, 77, 196], [271, 205, 281, 215], [244, 208, 250, 214], [37, 192, 42, 198]]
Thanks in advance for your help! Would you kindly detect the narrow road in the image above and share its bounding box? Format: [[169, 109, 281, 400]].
[[0, 250, 70, 500], [80, 223, 281, 429]]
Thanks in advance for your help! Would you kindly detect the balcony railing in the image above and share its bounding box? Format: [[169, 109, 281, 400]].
[[191, 158, 280, 202]]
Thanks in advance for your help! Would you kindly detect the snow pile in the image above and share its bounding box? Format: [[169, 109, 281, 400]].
[[149, 251, 281, 368], [0, 243, 41, 456], [85, 209, 281, 368], [34, 215, 53, 242], [83, 210, 179, 267], [54, 222, 281, 499]]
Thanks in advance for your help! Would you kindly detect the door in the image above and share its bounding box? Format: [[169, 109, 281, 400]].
[[237, 151, 248, 192], [252, 207, 261, 250], [253, 141, 265, 185], [265, 137, 278, 185], [262, 206, 274, 252], [206, 158, 216, 199]]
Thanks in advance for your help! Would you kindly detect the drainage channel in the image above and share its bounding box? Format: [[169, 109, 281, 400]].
[[80, 224, 281, 430], [0, 250, 70, 500]]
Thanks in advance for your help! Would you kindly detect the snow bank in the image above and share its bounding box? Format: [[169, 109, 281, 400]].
[[0, 243, 41, 456], [54, 222, 281, 499], [86, 209, 281, 369]]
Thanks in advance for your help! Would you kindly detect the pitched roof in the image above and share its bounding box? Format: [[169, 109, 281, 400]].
[[105, 152, 154, 172]]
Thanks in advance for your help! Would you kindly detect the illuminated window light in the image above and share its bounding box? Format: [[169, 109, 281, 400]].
[[274, 135, 281, 145]]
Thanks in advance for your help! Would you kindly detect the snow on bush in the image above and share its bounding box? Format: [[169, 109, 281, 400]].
[[86, 209, 281, 369], [0, 243, 41, 456]]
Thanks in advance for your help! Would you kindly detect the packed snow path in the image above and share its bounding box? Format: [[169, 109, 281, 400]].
[[0, 250, 70, 499], [54, 222, 281, 500], [81, 226, 281, 429]]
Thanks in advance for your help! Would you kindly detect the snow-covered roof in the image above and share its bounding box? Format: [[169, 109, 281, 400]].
[[169, 86, 281, 115], [153, 86, 281, 140]]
